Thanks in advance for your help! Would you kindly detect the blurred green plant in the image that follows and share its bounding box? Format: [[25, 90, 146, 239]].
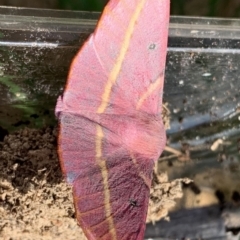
[[58, 0, 240, 18], [58, 0, 107, 11], [171, 0, 240, 18]]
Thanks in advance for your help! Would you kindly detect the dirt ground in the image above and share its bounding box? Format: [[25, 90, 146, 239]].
[[0, 127, 189, 240]]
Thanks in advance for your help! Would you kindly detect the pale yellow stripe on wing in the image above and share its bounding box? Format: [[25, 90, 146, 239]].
[[136, 74, 164, 110], [96, 125, 117, 240], [97, 0, 147, 114]]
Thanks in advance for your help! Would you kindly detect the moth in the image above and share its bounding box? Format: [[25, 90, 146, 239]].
[[55, 0, 170, 239]]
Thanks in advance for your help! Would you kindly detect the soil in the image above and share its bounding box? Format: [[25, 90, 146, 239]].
[[0, 127, 189, 240]]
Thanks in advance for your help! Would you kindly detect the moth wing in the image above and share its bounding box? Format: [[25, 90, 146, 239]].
[[56, 0, 169, 239], [56, 0, 169, 116], [59, 112, 158, 240]]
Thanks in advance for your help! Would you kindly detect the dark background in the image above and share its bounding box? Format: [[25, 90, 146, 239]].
[[0, 0, 240, 17]]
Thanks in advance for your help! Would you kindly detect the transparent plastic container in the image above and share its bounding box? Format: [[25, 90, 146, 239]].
[[0, 6, 240, 239]]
